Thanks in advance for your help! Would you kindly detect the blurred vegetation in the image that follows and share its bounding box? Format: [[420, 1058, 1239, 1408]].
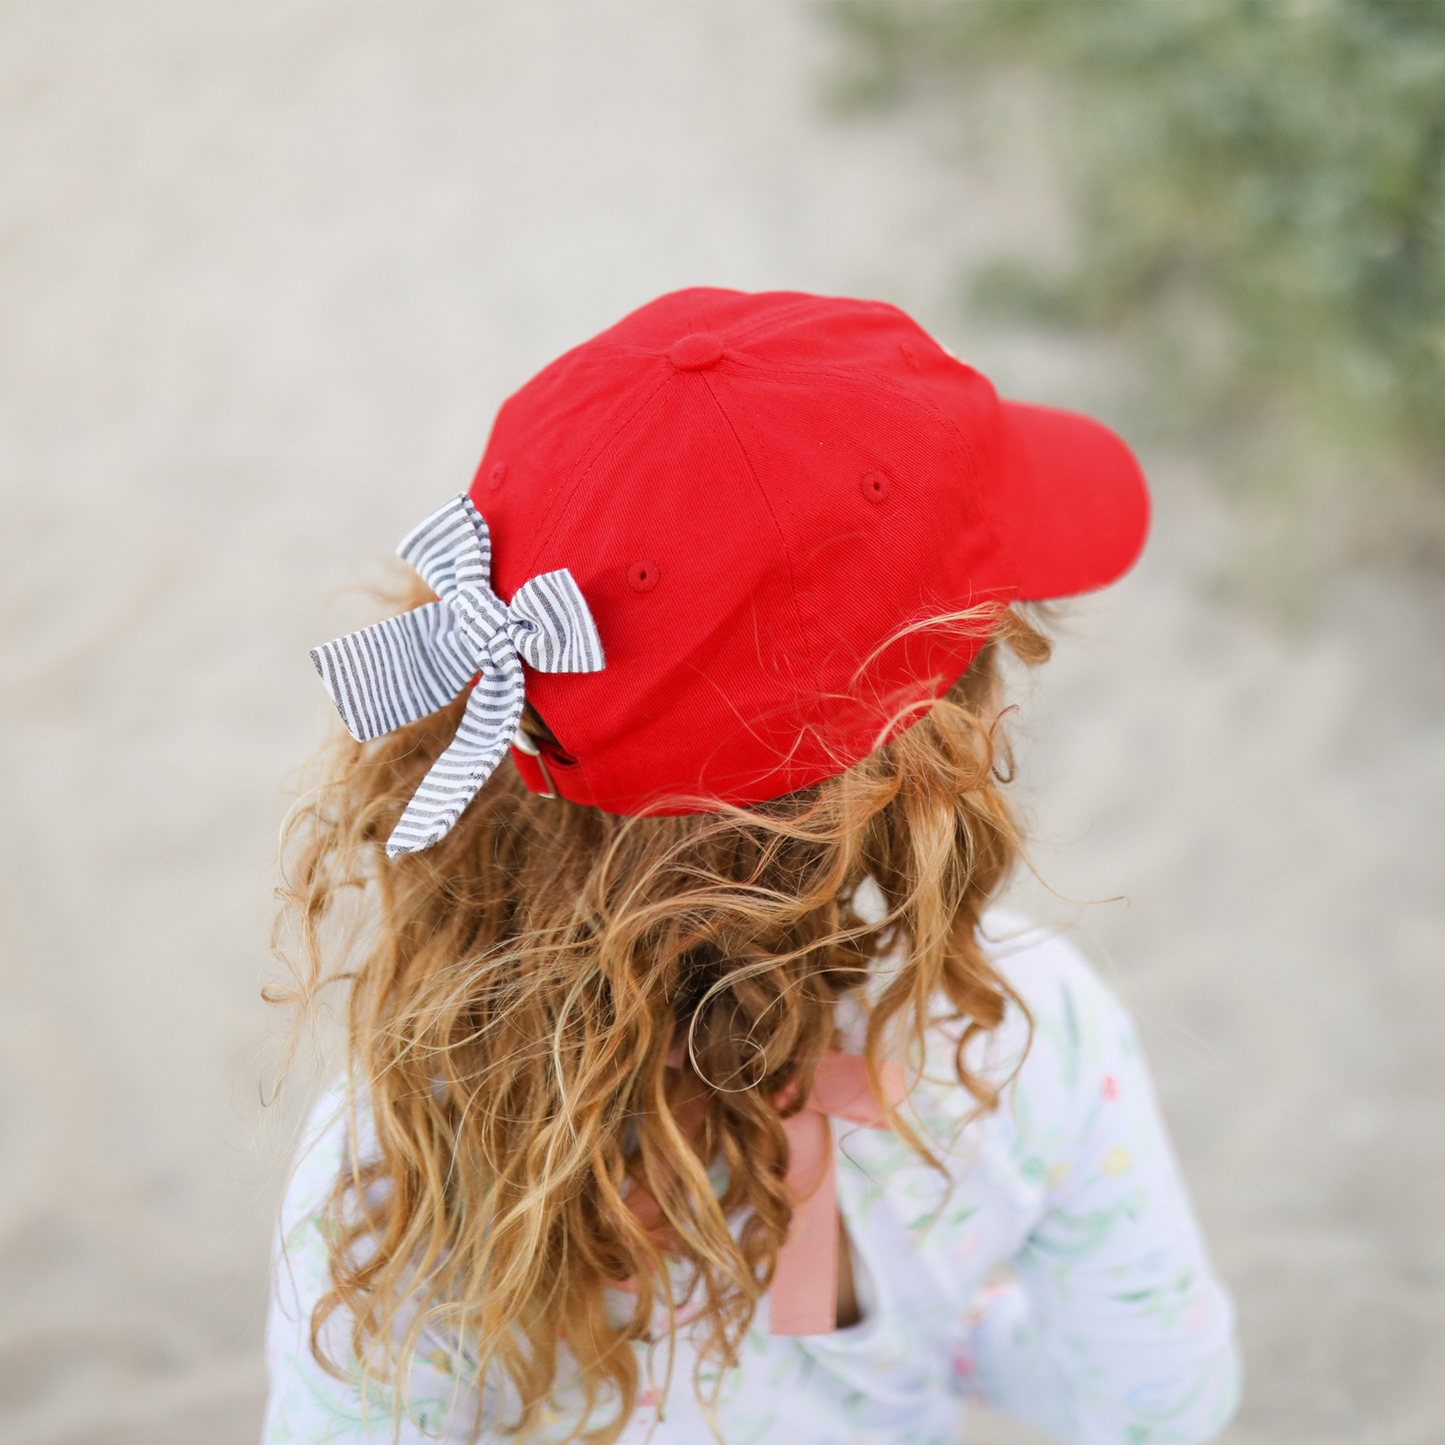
[[830, 0, 1445, 571]]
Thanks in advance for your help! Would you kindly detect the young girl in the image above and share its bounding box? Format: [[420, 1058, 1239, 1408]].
[[265, 288, 1240, 1444]]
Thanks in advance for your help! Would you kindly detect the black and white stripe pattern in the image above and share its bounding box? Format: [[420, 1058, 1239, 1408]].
[[309, 494, 605, 856]]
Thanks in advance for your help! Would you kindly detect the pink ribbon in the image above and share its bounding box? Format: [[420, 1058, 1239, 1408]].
[[625, 1050, 902, 1336]]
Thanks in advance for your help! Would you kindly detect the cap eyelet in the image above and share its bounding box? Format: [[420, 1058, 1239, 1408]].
[[861, 471, 890, 504], [487, 462, 508, 491], [628, 560, 660, 593], [899, 341, 920, 370]]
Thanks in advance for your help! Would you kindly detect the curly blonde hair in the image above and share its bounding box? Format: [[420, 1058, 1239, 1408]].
[[273, 593, 1050, 1443]]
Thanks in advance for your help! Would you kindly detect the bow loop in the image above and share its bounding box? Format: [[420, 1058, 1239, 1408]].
[[507, 569, 607, 673], [397, 494, 491, 602], [308, 494, 605, 856]]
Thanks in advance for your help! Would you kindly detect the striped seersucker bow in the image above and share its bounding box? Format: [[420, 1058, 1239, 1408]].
[[309, 494, 605, 856]]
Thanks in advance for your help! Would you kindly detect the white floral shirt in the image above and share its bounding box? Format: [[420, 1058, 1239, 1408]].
[[263, 918, 1240, 1444]]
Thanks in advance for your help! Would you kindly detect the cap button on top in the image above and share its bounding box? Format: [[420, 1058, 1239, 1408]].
[[668, 332, 725, 371]]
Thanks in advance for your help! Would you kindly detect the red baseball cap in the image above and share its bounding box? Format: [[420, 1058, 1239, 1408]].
[[471, 287, 1148, 815]]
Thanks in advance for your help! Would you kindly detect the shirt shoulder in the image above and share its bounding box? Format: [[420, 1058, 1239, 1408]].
[[978, 909, 1140, 1092]]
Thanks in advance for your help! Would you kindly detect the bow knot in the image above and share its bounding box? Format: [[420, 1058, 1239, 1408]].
[[448, 584, 509, 650], [309, 494, 605, 856]]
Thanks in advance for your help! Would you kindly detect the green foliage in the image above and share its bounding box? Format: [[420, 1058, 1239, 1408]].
[[832, 0, 1445, 507]]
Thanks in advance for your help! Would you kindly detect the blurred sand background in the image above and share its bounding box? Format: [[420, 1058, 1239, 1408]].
[[1, 4, 1441, 1443]]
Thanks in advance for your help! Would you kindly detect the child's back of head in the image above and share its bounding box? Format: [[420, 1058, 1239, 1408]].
[[264, 289, 1237, 1445]]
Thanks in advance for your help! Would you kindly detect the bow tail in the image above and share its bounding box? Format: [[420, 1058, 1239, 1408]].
[[310, 601, 477, 743], [385, 647, 525, 857]]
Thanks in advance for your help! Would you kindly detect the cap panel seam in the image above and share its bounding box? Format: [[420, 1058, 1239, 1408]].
[[714, 296, 840, 348], [712, 357, 987, 483], [497, 369, 688, 801], [503, 367, 678, 586], [709, 294, 916, 351], [697, 372, 827, 726]]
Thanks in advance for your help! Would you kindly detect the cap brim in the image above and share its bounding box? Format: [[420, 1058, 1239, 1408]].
[[997, 400, 1151, 602]]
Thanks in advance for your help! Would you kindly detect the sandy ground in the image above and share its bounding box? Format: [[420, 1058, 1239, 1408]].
[[1, 4, 1441, 1443]]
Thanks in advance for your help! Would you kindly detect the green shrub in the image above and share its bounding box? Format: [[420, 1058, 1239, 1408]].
[[831, 0, 1445, 559]]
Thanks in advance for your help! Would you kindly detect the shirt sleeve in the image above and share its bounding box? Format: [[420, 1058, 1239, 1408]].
[[261, 1085, 471, 1444], [963, 941, 1241, 1444]]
